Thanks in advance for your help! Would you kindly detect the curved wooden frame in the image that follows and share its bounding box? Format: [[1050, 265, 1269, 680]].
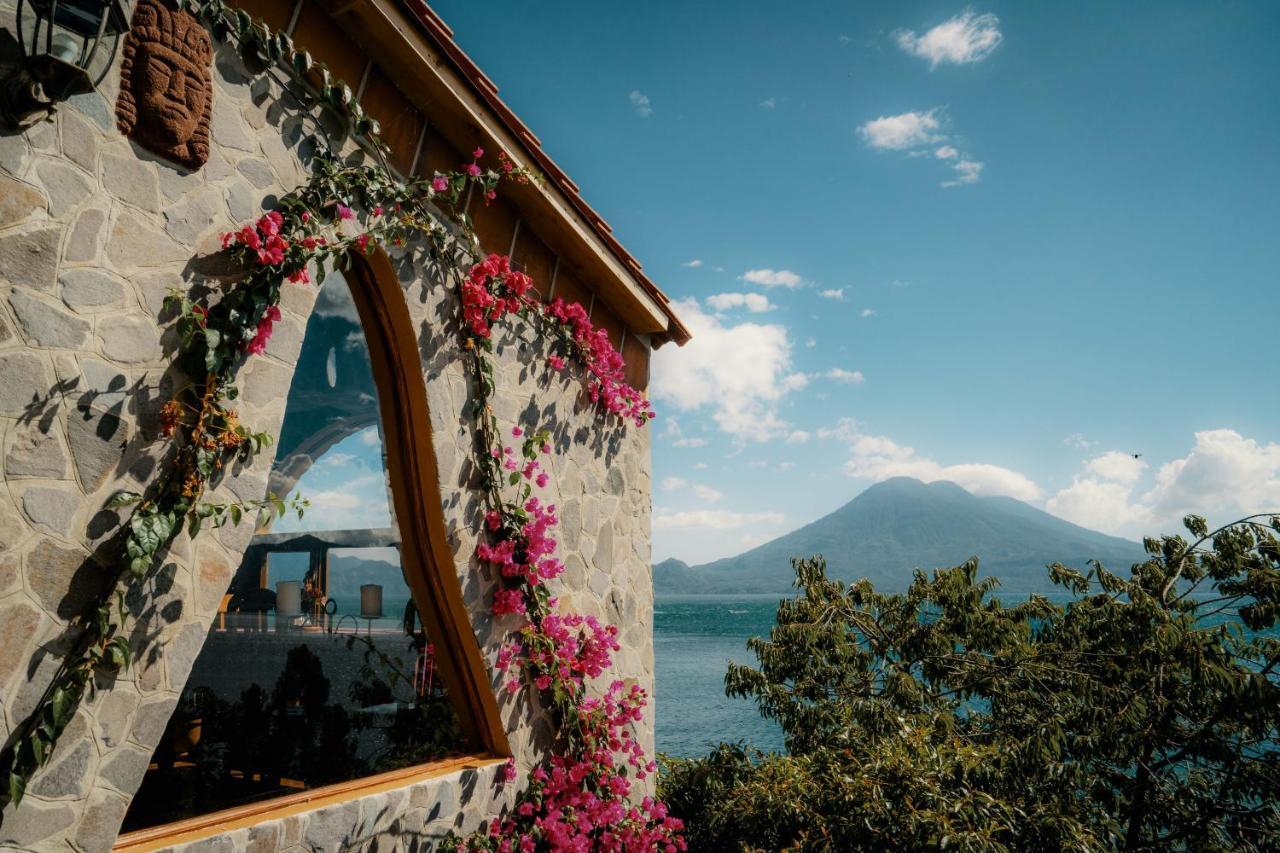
[[347, 247, 510, 757], [115, 248, 507, 850]]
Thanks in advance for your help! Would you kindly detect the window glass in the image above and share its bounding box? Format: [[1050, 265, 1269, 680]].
[[122, 268, 466, 831]]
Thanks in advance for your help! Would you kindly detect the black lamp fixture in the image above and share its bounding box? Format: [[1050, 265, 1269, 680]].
[[0, 0, 130, 129]]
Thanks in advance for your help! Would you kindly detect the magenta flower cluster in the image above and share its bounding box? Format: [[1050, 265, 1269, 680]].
[[461, 254, 655, 427], [467, 423, 684, 851]]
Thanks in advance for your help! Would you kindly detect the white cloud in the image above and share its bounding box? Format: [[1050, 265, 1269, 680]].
[[651, 299, 806, 441], [819, 288, 844, 300], [786, 430, 811, 445], [759, 97, 777, 109], [276, 473, 391, 532], [662, 417, 711, 448], [825, 368, 865, 384], [312, 452, 356, 471], [682, 259, 703, 268], [804, 337, 817, 348], [782, 373, 810, 392], [706, 292, 774, 313], [1085, 451, 1146, 485], [1144, 431, 1280, 522], [825, 420, 1042, 501], [740, 268, 804, 289], [1064, 432, 1097, 450], [629, 90, 653, 118], [942, 159, 984, 188], [358, 427, 380, 447], [1047, 430, 1280, 538], [859, 111, 983, 188], [662, 477, 725, 504], [858, 110, 942, 150], [860, 308, 877, 318], [1046, 478, 1154, 538], [693, 483, 725, 503], [693, 462, 709, 470], [894, 10, 1003, 68], [653, 509, 786, 530]]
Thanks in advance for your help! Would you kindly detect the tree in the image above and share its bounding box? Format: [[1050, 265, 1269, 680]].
[[660, 515, 1280, 851]]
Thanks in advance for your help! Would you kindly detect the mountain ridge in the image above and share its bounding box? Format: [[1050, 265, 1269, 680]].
[[654, 477, 1146, 594]]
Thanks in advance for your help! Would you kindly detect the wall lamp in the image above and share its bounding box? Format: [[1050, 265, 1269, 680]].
[[0, 0, 130, 129]]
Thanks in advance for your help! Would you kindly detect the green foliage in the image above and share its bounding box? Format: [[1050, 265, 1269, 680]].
[[660, 515, 1280, 851]]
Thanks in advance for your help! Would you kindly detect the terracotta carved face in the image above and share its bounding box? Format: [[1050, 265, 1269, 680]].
[[115, 0, 213, 170]]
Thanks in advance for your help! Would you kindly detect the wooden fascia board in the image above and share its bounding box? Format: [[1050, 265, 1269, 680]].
[[317, 0, 673, 336]]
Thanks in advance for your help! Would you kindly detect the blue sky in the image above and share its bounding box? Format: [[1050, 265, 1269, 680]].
[[411, 2, 1280, 564]]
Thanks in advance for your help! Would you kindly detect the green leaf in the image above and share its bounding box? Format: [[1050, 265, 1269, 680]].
[[292, 50, 314, 76], [50, 686, 71, 727], [106, 490, 142, 508], [111, 636, 132, 671], [9, 769, 26, 806], [229, 503, 242, 527], [130, 513, 161, 556]]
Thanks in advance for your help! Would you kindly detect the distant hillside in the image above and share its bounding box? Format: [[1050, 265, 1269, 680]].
[[654, 477, 1147, 595]]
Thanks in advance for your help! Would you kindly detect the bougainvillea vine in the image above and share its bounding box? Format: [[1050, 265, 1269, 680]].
[[4, 118, 679, 853]]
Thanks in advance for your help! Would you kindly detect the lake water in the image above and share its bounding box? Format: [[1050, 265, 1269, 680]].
[[652, 591, 1279, 759], [653, 595, 786, 757]]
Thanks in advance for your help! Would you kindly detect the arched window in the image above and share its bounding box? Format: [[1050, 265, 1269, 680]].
[[120, 253, 505, 836]]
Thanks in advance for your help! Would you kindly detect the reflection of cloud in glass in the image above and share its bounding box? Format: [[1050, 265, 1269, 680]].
[[314, 452, 357, 469], [275, 431, 392, 533], [312, 271, 360, 323]]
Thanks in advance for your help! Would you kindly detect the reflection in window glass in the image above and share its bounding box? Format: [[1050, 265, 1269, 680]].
[[122, 269, 466, 832]]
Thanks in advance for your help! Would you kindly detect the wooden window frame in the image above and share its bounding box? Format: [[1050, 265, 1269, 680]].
[[115, 249, 508, 850]]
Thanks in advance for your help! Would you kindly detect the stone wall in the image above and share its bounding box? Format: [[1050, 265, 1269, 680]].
[[0, 7, 654, 851]]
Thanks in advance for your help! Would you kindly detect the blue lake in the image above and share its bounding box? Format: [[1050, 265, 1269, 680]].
[[651, 591, 1278, 759], [653, 595, 786, 758]]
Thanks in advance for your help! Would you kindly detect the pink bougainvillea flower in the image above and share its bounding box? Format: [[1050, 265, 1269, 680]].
[[246, 305, 281, 355], [473, 146, 485, 159], [431, 175, 449, 192], [336, 203, 354, 221], [466, 163, 482, 177]]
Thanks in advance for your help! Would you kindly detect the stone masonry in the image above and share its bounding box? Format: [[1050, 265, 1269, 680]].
[[0, 5, 655, 851]]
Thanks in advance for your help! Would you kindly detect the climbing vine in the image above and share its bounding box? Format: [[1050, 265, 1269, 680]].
[[3, 2, 683, 848]]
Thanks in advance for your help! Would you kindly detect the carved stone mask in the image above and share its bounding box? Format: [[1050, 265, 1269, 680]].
[[116, 0, 213, 170]]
